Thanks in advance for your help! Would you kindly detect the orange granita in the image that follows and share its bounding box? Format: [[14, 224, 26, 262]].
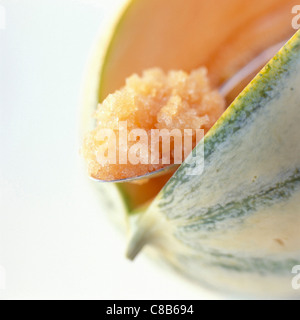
[[83, 68, 225, 181]]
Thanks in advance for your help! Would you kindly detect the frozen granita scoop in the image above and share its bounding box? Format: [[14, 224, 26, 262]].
[[82, 41, 284, 183], [83, 67, 224, 182]]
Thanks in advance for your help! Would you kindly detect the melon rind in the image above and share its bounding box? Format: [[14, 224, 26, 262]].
[[128, 31, 300, 297]]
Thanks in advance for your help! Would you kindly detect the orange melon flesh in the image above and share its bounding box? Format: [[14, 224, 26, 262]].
[[83, 68, 225, 181], [99, 0, 297, 101]]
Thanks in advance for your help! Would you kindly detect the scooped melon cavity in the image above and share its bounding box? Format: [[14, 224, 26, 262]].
[[83, 68, 225, 181]]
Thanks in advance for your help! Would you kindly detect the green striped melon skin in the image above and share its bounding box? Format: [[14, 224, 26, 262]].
[[126, 31, 300, 296]]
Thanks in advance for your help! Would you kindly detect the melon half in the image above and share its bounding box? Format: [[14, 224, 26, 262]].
[[80, 0, 300, 297]]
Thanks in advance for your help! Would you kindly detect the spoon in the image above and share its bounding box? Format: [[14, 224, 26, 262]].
[[92, 40, 286, 183]]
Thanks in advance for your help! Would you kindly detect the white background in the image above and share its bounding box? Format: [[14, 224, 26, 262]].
[[0, 0, 222, 299]]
